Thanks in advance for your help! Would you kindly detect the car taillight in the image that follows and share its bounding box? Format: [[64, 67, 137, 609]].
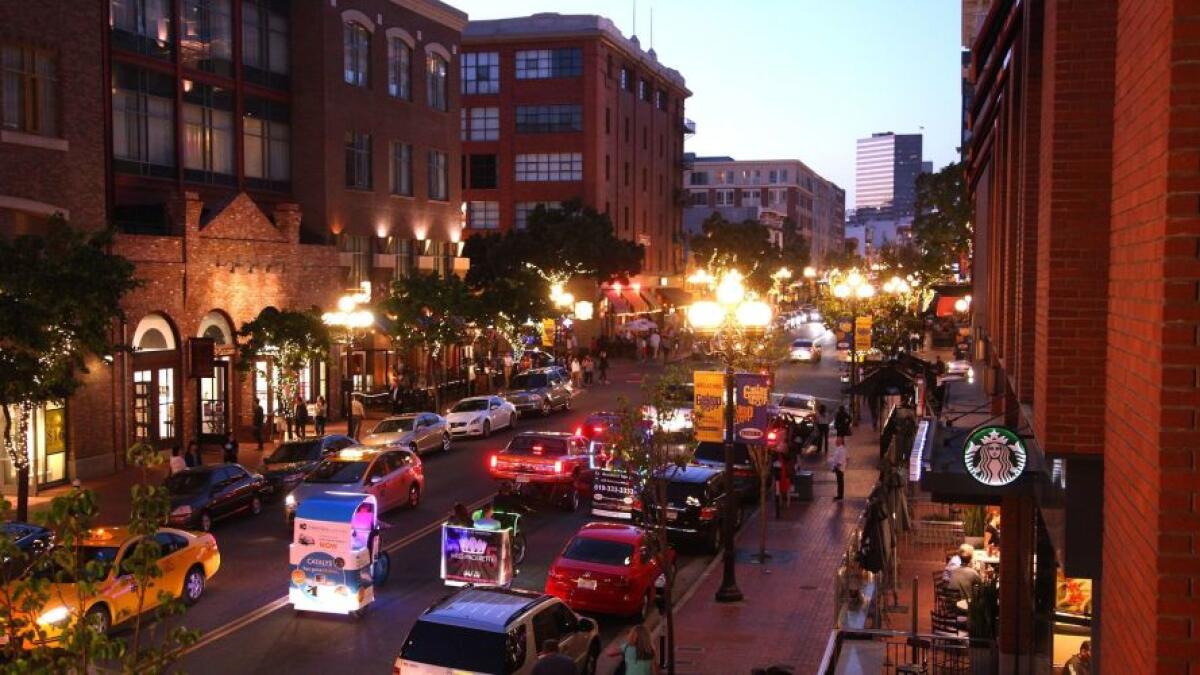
[[593, 425, 604, 434], [766, 430, 778, 443], [553, 460, 563, 474], [489, 454, 498, 469], [575, 426, 583, 436], [734, 467, 753, 477], [700, 506, 718, 520]]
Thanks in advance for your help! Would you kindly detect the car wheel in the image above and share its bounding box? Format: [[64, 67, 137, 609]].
[[707, 525, 722, 554], [483, 420, 491, 438], [441, 434, 451, 453], [407, 483, 421, 509], [508, 412, 517, 429], [540, 399, 551, 416], [182, 565, 205, 606], [249, 495, 263, 516], [562, 486, 580, 512], [84, 605, 112, 635], [563, 395, 572, 411], [199, 511, 213, 533], [582, 640, 600, 675]]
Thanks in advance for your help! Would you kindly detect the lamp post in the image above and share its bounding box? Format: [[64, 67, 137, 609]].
[[686, 270, 773, 604], [833, 271, 875, 419], [549, 283, 575, 360], [802, 265, 818, 302], [322, 290, 375, 425]]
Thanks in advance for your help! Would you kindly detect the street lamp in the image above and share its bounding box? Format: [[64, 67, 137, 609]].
[[686, 270, 773, 604], [550, 283, 575, 359], [832, 271, 875, 419], [323, 291, 375, 426]]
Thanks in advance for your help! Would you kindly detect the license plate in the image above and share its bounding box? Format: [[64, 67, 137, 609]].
[[576, 578, 597, 590], [515, 476, 530, 484], [666, 511, 678, 521]]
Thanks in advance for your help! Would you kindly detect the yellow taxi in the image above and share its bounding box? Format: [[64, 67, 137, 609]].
[[2, 526, 220, 647]]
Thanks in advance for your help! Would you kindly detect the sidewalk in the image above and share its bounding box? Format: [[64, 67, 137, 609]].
[[661, 421, 881, 675]]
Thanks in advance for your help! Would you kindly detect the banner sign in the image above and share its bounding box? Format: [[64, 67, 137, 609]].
[[963, 426, 1028, 487], [836, 319, 852, 351], [591, 469, 641, 520], [733, 373, 772, 444], [441, 525, 512, 586], [855, 316, 873, 351], [693, 371, 725, 442], [541, 319, 556, 348]]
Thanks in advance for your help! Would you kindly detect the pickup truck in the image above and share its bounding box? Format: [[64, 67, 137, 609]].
[[488, 431, 591, 511]]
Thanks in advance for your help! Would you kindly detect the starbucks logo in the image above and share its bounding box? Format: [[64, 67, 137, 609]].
[[963, 426, 1026, 487]]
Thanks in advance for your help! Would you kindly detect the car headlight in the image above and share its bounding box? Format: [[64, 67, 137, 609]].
[[285, 494, 296, 508], [171, 505, 193, 517], [37, 606, 70, 627]]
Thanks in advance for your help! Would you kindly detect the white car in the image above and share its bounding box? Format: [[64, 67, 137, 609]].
[[789, 338, 822, 362], [773, 392, 820, 420], [445, 395, 517, 438]]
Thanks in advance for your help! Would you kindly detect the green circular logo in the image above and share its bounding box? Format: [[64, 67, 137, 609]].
[[963, 426, 1027, 487]]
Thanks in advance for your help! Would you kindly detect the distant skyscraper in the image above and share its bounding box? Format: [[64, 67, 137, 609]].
[[854, 132, 923, 220]]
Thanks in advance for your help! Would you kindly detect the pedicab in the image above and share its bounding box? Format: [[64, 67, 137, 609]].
[[440, 511, 517, 587], [289, 492, 390, 618]]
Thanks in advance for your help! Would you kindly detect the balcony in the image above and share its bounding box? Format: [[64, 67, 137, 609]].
[[373, 253, 396, 270]]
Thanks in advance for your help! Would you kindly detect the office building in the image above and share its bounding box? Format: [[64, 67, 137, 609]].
[[853, 131, 922, 221]]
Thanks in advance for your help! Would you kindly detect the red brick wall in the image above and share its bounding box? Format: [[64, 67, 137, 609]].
[[1014, 0, 1043, 405]]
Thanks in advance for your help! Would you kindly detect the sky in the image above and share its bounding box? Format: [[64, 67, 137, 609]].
[[451, 0, 963, 208]]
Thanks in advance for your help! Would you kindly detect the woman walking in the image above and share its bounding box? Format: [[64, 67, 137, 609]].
[[605, 624, 659, 675], [834, 404, 852, 444], [314, 396, 327, 436]]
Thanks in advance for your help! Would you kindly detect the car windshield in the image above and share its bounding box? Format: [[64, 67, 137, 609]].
[[400, 621, 509, 673], [792, 340, 813, 348], [33, 545, 120, 583], [780, 396, 816, 410], [561, 537, 634, 566], [665, 482, 709, 507], [266, 440, 321, 464], [372, 418, 415, 434], [164, 472, 211, 494], [506, 436, 568, 455], [451, 400, 489, 413], [511, 373, 548, 389], [307, 459, 369, 484], [694, 442, 751, 464]]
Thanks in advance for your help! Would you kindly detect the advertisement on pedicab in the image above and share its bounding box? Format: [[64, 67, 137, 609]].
[[591, 468, 641, 520], [441, 525, 513, 586]]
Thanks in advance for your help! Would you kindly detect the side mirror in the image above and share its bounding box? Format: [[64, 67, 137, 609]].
[[369, 475, 383, 485], [577, 617, 597, 633]]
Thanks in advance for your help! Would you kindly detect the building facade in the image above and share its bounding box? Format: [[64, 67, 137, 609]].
[[459, 13, 690, 280], [682, 156, 845, 264], [853, 131, 923, 222], [967, 0, 1200, 671]]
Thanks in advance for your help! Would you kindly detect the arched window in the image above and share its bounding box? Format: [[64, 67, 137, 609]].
[[426, 51, 448, 111], [343, 21, 370, 87], [386, 29, 414, 99]]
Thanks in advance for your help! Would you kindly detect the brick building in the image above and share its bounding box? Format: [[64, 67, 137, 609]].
[[0, 0, 467, 494], [459, 13, 690, 282], [966, 0, 1200, 670]]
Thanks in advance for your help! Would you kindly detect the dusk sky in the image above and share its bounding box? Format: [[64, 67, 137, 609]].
[[452, 0, 963, 206]]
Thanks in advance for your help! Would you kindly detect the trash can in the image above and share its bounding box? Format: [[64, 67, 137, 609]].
[[794, 471, 814, 502]]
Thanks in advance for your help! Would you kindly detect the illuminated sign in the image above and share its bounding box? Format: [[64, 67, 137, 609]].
[[963, 426, 1028, 487], [693, 371, 725, 442]]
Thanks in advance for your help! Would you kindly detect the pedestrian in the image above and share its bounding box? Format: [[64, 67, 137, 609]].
[[294, 393, 309, 438], [867, 392, 882, 432], [222, 431, 239, 464], [169, 446, 187, 475], [570, 356, 583, 388], [605, 625, 659, 675], [583, 355, 594, 385], [637, 335, 647, 361], [816, 403, 831, 454], [388, 376, 403, 414], [503, 352, 514, 389], [184, 441, 201, 468], [252, 399, 266, 450], [829, 436, 847, 500], [649, 330, 661, 360], [598, 350, 610, 384], [315, 396, 327, 436], [531, 639, 578, 675], [350, 395, 365, 440], [934, 355, 947, 376], [661, 332, 672, 362], [1064, 640, 1091, 675], [448, 502, 473, 528], [834, 404, 852, 443]]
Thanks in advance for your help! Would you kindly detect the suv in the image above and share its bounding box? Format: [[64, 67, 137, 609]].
[[395, 587, 600, 675], [506, 368, 572, 416], [691, 441, 758, 501], [644, 465, 738, 553]]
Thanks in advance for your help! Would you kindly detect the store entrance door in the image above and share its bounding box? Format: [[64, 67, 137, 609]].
[[198, 359, 230, 443]]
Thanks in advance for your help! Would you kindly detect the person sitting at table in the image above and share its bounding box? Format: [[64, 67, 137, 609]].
[[473, 504, 501, 530], [947, 545, 983, 601], [943, 544, 976, 583], [1064, 640, 1091, 675], [984, 511, 1001, 551]]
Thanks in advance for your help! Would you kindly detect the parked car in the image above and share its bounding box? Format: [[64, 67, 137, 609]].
[[577, 411, 623, 467], [361, 413, 451, 454], [1, 522, 54, 580], [505, 368, 572, 416], [690, 441, 758, 501], [643, 381, 694, 433], [772, 392, 820, 420], [166, 464, 270, 532], [260, 434, 356, 499], [643, 465, 738, 553], [285, 447, 424, 522], [545, 523, 674, 619], [789, 338, 822, 362], [488, 431, 591, 511], [395, 587, 600, 675], [445, 395, 517, 438], [520, 349, 555, 369]]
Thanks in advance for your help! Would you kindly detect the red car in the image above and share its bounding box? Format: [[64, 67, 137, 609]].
[[545, 523, 674, 619]]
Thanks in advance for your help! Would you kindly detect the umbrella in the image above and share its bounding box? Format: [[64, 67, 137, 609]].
[[624, 318, 657, 332]]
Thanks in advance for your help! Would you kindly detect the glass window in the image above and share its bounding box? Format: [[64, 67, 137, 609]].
[[111, 64, 176, 177], [182, 82, 235, 184], [343, 21, 370, 87], [345, 131, 372, 189], [515, 202, 561, 230], [1, 46, 57, 136], [514, 48, 582, 79], [462, 107, 499, 141], [181, 0, 232, 75], [467, 201, 499, 230], [157, 368, 175, 441], [688, 191, 708, 207], [391, 142, 412, 196], [241, 0, 289, 88], [426, 53, 448, 111], [715, 189, 734, 206], [427, 150, 448, 200], [461, 52, 498, 94], [515, 153, 582, 182], [388, 37, 411, 99], [514, 105, 582, 134], [243, 97, 290, 188], [689, 172, 708, 186], [468, 154, 497, 189], [656, 89, 666, 110], [619, 67, 630, 90], [110, 0, 173, 59], [638, 79, 650, 101]]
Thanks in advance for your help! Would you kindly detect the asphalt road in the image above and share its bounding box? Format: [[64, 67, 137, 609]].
[[160, 324, 843, 675]]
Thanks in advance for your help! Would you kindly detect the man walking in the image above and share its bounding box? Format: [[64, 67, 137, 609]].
[[252, 399, 266, 450], [816, 403, 831, 454], [598, 351, 610, 384], [829, 436, 846, 500], [649, 330, 661, 360], [349, 395, 365, 440]]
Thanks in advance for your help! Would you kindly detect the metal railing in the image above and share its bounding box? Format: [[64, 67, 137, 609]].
[[818, 628, 996, 675]]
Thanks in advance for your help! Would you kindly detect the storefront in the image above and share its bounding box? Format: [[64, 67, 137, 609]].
[[0, 402, 68, 494], [130, 313, 181, 450], [196, 311, 235, 443]]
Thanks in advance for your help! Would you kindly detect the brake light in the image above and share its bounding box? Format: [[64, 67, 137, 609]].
[[700, 506, 718, 521], [553, 460, 563, 474], [593, 425, 604, 434], [489, 454, 498, 469], [575, 426, 583, 436], [767, 430, 778, 443], [533, 445, 544, 455]]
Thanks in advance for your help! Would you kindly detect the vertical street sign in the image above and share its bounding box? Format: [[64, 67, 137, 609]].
[[733, 373, 771, 444], [693, 371, 725, 442], [854, 316, 873, 352]]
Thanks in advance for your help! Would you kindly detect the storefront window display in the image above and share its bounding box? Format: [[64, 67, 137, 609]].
[[0, 402, 67, 493]]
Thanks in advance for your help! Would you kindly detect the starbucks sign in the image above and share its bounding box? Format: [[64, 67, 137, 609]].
[[963, 426, 1027, 487]]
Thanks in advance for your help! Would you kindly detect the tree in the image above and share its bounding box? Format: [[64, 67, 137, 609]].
[[382, 273, 478, 408], [237, 307, 332, 420], [689, 213, 785, 293], [911, 161, 972, 282], [0, 219, 139, 521]]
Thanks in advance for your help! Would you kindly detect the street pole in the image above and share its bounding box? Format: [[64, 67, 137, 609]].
[[715, 360, 744, 603], [849, 299, 858, 421]]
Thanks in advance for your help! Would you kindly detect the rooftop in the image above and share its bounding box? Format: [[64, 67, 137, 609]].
[[422, 587, 549, 631]]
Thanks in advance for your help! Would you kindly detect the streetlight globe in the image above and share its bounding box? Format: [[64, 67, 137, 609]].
[[833, 283, 851, 299], [337, 295, 356, 313], [955, 298, 969, 313], [687, 301, 725, 331], [846, 270, 864, 289], [559, 292, 574, 307], [883, 280, 895, 294], [550, 283, 564, 302], [803, 266, 817, 279], [716, 271, 746, 307], [856, 284, 876, 299], [775, 267, 792, 280], [735, 300, 773, 328], [352, 310, 374, 328], [574, 301, 594, 321]]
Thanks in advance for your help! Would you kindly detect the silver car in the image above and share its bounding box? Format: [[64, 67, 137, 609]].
[[361, 413, 451, 454], [505, 368, 572, 416]]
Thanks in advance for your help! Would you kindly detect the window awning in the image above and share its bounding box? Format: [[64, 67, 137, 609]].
[[624, 290, 650, 314], [655, 287, 693, 307], [935, 296, 960, 317], [604, 289, 632, 315]]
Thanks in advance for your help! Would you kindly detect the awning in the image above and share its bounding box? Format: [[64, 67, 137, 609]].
[[604, 289, 632, 315], [655, 287, 693, 307], [624, 290, 650, 314], [935, 296, 960, 317], [639, 291, 661, 313]]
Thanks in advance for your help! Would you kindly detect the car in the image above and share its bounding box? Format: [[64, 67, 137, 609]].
[[360, 413, 451, 454], [643, 382, 694, 434], [789, 338, 822, 362], [576, 412, 623, 467], [395, 587, 600, 675], [773, 392, 820, 420], [505, 368, 572, 416], [520, 349, 556, 369], [2, 526, 219, 648], [488, 431, 591, 511], [1, 522, 54, 580], [545, 523, 674, 619], [690, 441, 758, 501], [445, 395, 517, 438], [166, 464, 270, 532], [285, 447, 424, 522], [643, 465, 738, 553], [260, 434, 357, 499]]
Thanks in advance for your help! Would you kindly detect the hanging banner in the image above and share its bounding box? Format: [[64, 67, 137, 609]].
[[541, 319, 556, 348], [733, 373, 772, 444], [854, 316, 873, 351], [693, 371, 725, 442], [836, 319, 852, 350]]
